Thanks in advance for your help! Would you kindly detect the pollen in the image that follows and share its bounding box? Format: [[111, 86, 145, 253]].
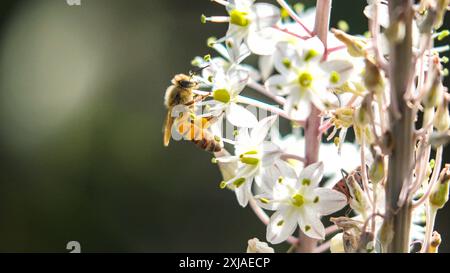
[[219, 181, 227, 189], [207, 36, 217, 47], [240, 157, 260, 165], [304, 49, 319, 62], [437, 30, 449, 41], [302, 178, 311, 186], [337, 20, 350, 32], [201, 14, 207, 24], [277, 220, 284, 226], [259, 197, 270, 204], [291, 193, 305, 207], [330, 71, 341, 84], [229, 9, 250, 27], [298, 72, 313, 88], [282, 58, 292, 69], [313, 196, 319, 203], [278, 176, 284, 184], [305, 225, 311, 231], [213, 89, 231, 103], [233, 178, 246, 188]]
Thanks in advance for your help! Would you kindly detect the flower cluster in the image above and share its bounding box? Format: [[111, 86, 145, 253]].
[[165, 0, 449, 253]]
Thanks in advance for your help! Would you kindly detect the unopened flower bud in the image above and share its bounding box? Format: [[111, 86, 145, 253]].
[[385, 20, 406, 44], [331, 28, 366, 57], [433, 100, 450, 132], [347, 176, 369, 216], [422, 71, 443, 108], [428, 231, 441, 253], [330, 233, 345, 253], [363, 58, 384, 95], [418, 7, 437, 34], [354, 96, 372, 127], [429, 165, 450, 209], [246, 238, 274, 253], [369, 155, 385, 184], [434, 0, 450, 29], [430, 131, 450, 148]]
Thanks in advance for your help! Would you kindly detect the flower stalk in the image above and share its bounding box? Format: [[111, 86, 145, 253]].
[[296, 0, 332, 253], [381, 0, 415, 253]]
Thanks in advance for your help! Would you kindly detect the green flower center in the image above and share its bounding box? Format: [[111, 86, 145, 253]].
[[330, 71, 341, 84], [298, 72, 313, 88], [291, 193, 305, 207], [304, 49, 319, 62], [229, 9, 250, 27], [213, 89, 231, 103]]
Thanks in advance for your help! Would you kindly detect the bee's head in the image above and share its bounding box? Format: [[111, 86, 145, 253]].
[[172, 74, 197, 89]]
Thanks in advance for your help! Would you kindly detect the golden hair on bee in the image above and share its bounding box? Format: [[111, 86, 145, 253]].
[[163, 69, 220, 152]]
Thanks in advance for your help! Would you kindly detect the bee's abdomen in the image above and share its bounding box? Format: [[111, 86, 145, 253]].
[[193, 138, 222, 153]]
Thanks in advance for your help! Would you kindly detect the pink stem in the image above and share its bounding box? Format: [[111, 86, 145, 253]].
[[296, 0, 332, 253]]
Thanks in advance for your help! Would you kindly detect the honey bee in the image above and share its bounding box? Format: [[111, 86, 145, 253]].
[[163, 73, 222, 152], [333, 167, 365, 203]]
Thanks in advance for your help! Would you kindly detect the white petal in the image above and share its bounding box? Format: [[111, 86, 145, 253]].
[[235, 178, 252, 207], [226, 103, 258, 128], [313, 188, 348, 215], [298, 208, 325, 240], [273, 42, 300, 75], [241, 64, 262, 82], [364, 3, 389, 29], [320, 60, 354, 87], [212, 43, 231, 60], [266, 207, 297, 244], [275, 159, 298, 180], [215, 155, 239, 163], [250, 3, 280, 31], [298, 162, 324, 188], [301, 37, 325, 61], [284, 93, 311, 120], [259, 55, 274, 80], [251, 115, 278, 143], [226, 36, 248, 64], [228, 68, 250, 93], [229, 0, 255, 11], [247, 28, 279, 55], [261, 141, 281, 167], [265, 74, 292, 96]]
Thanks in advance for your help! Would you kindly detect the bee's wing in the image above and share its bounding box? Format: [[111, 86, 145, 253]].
[[163, 110, 174, 147]]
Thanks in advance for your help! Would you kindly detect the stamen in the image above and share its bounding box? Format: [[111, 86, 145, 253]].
[[276, 0, 313, 36], [211, 0, 230, 7], [202, 15, 230, 23], [291, 193, 305, 207]]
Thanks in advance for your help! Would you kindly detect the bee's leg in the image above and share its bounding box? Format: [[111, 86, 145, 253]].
[[183, 94, 209, 107]]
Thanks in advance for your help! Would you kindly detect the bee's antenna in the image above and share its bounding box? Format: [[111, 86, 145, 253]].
[[188, 65, 211, 83], [189, 65, 210, 78]]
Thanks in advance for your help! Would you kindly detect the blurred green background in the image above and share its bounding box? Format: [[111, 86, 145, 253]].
[[0, 0, 448, 252]]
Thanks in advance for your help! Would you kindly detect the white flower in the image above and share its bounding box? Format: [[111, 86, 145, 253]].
[[270, 130, 360, 186], [204, 0, 281, 55], [203, 66, 258, 128], [259, 162, 347, 243], [192, 41, 260, 82], [216, 116, 295, 207], [246, 238, 275, 253], [265, 37, 353, 120]]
